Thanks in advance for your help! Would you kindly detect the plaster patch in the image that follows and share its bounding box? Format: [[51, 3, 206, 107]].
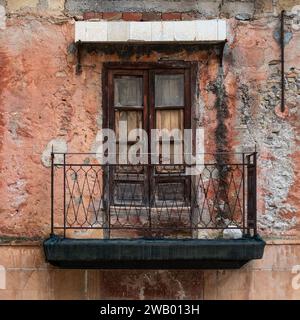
[[6, 0, 39, 12], [291, 5, 300, 31], [0, 5, 6, 30], [41, 138, 68, 167], [7, 179, 28, 209], [48, 0, 65, 11], [0, 265, 6, 290]]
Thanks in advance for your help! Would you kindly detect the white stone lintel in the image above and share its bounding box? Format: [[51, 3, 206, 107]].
[[75, 20, 227, 43]]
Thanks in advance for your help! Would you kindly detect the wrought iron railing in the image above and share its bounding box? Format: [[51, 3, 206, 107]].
[[50, 152, 257, 239]]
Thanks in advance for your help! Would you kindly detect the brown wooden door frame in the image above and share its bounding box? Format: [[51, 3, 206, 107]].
[[103, 62, 192, 208]]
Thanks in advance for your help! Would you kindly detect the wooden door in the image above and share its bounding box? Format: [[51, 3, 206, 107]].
[[150, 69, 191, 208], [108, 70, 149, 208], [106, 64, 191, 234]]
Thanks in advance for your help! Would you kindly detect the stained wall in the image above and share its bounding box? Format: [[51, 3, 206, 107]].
[[0, 0, 300, 299]]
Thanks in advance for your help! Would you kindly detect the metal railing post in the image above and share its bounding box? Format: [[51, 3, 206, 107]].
[[50, 151, 54, 237], [242, 153, 245, 236], [253, 152, 257, 236], [63, 153, 66, 238], [246, 152, 257, 237], [246, 154, 251, 236]]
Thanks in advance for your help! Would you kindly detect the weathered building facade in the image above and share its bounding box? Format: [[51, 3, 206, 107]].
[[0, 0, 300, 299]]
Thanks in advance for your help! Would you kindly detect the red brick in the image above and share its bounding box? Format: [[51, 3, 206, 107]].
[[83, 12, 103, 20], [102, 12, 122, 20], [162, 12, 181, 20], [142, 12, 162, 21], [122, 12, 142, 21], [181, 12, 200, 20]]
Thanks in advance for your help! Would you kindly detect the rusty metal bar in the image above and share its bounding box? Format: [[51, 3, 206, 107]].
[[246, 153, 257, 236], [50, 150, 54, 237], [253, 152, 257, 235], [242, 152, 245, 236]]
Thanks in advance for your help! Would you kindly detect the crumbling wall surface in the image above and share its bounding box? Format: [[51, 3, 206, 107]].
[[0, 0, 299, 239], [225, 13, 300, 238], [0, 14, 94, 237]]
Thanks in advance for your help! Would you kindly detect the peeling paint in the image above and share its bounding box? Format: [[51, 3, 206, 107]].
[[7, 179, 28, 210], [273, 29, 293, 45]]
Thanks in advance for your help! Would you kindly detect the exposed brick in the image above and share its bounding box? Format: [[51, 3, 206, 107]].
[[102, 12, 122, 21], [83, 12, 103, 20], [122, 12, 142, 21], [142, 12, 162, 21], [181, 12, 201, 20], [162, 12, 181, 20]]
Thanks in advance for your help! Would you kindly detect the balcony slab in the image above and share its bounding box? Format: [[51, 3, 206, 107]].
[[44, 236, 265, 269]]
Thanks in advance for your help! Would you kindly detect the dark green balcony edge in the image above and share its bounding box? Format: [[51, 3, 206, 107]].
[[43, 236, 265, 269]]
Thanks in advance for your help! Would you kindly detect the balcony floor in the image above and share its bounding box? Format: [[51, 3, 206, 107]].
[[43, 236, 265, 269]]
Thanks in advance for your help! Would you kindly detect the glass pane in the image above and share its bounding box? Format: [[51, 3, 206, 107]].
[[155, 110, 184, 168], [156, 109, 183, 131], [114, 76, 143, 107], [155, 74, 184, 107], [115, 110, 143, 141]]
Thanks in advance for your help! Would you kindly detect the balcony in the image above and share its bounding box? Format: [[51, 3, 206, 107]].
[[44, 152, 265, 269]]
